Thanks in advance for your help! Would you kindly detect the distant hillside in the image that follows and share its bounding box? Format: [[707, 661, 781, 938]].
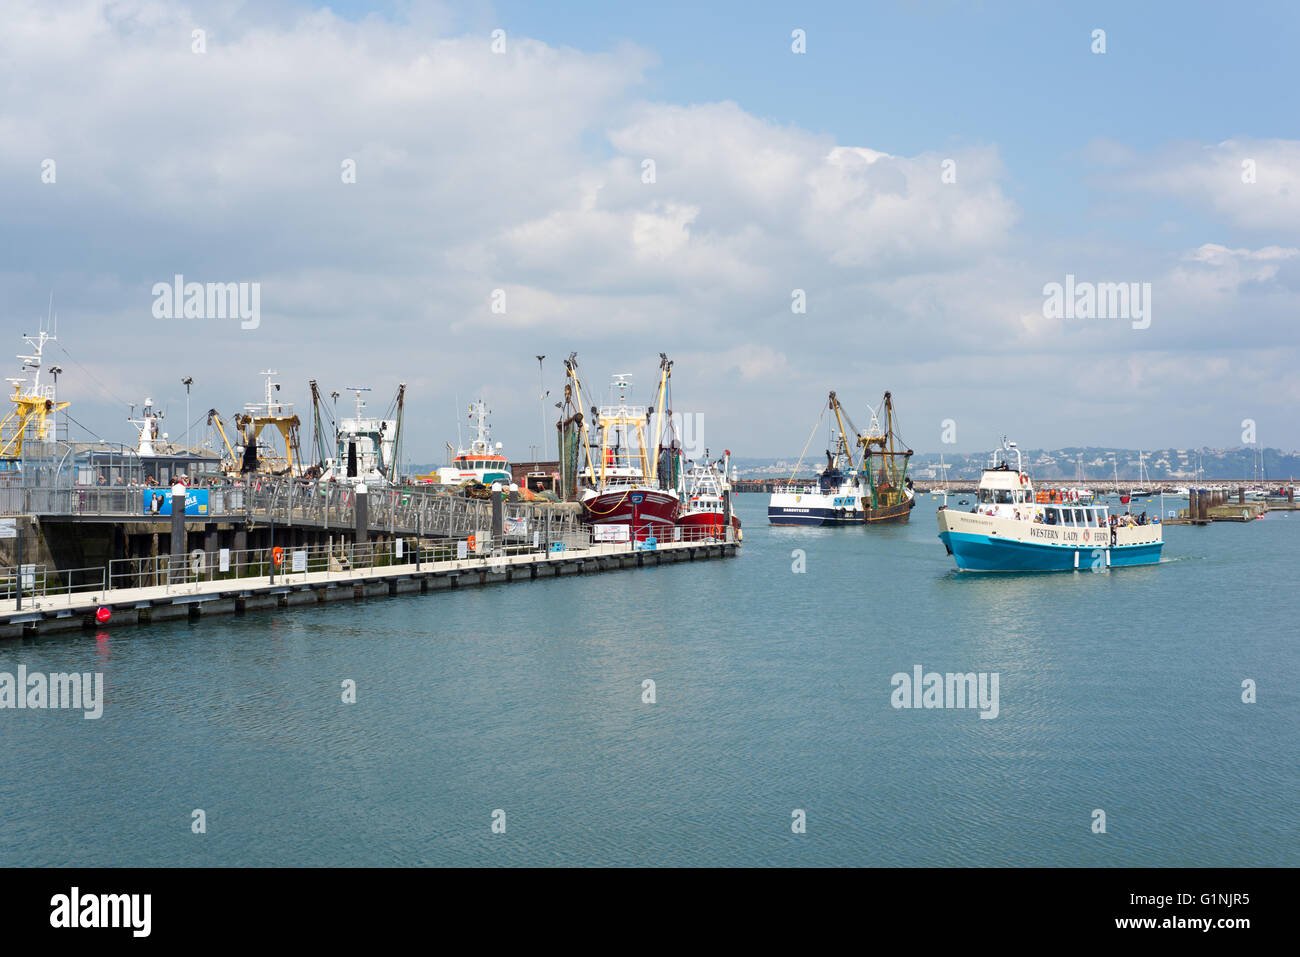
[[731, 448, 1298, 481]]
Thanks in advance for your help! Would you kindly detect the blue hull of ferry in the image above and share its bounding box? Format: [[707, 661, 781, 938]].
[[939, 530, 1162, 572]]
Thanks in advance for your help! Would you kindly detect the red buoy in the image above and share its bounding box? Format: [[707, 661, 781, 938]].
[[95, 607, 111, 624]]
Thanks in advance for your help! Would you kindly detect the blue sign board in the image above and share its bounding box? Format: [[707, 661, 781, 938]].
[[143, 489, 210, 516]]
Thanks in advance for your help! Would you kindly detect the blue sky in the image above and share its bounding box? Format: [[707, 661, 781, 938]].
[[1, 0, 1297, 461]]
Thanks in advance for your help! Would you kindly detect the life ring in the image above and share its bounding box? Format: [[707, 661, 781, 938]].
[[467, 534, 476, 551], [272, 546, 284, 566]]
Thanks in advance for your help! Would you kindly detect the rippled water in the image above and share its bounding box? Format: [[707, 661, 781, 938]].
[[2, 495, 1296, 866]]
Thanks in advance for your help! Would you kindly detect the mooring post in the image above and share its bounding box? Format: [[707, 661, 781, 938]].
[[491, 484, 504, 554], [14, 519, 22, 611], [355, 482, 369, 545], [170, 480, 187, 583]]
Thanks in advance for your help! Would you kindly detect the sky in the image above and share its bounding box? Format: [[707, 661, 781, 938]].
[[2, 0, 1298, 464]]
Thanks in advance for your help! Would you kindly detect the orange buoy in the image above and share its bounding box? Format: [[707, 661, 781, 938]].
[[95, 607, 111, 624]]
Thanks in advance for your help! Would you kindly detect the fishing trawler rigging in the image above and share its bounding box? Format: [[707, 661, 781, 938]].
[[767, 409, 864, 526], [834, 390, 915, 523], [309, 382, 406, 486], [206, 370, 305, 477], [0, 321, 69, 467], [558, 352, 681, 540]]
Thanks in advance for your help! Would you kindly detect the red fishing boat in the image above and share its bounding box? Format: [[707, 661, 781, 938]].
[[676, 450, 741, 541], [559, 354, 681, 542]]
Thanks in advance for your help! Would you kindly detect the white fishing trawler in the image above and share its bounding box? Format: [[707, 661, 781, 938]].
[[419, 399, 512, 487], [768, 434, 863, 526], [317, 385, 405, 486], [937, 438, 1163, 572], [768, 390, 914, 525]]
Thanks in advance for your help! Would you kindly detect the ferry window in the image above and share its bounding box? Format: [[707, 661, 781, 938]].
[[996, 490, 1013, 504], [1045, 508, 1056, 524], [978, 489, 991, 503], [1072, 509, 1085, 525]]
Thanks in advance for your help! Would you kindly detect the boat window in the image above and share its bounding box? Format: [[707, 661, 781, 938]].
[[996, 490, 1013, 504], [978, 489, 991, 503]]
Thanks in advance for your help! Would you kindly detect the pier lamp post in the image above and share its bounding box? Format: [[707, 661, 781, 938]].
[[182, 377, 193, 452], [49, 366, 62, 444]]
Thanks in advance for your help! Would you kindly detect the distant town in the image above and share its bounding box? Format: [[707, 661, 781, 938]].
[[727, 447, 1296, 481]]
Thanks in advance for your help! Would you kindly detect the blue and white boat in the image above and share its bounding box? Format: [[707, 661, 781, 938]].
[[937, 439, 1162, 572], [768, 446, 863, 527]]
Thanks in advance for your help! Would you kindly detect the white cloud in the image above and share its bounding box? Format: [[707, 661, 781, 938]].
[[0, 2, 1296, 455], [1104, 137, 1300, 235]]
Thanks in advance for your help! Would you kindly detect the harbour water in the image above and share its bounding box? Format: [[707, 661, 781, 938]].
[[1, 495, 1296, 866]]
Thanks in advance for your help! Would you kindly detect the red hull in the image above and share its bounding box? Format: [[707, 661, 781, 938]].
[[676, 511, 741, 539], [582, 487, 679, 540]]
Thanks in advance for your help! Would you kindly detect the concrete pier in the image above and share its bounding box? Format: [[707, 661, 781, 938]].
[[0, 537, 739, 639]]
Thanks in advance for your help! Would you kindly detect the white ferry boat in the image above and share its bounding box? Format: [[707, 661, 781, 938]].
[[937, 439, 1163, 572]]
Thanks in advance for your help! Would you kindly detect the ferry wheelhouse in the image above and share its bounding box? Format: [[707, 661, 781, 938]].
[[937, 439, 1162, 572]]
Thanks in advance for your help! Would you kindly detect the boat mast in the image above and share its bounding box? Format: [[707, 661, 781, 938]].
[[648, 353, 672, 484], [390, 382, 405, 484], [562, 354, 596, 486], [827, 391, 863, 473]]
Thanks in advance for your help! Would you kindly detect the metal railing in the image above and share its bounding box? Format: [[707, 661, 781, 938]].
[[99, 520, 736, 595], [0, 477, 588, 540], [1, 564, 106, 601]]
